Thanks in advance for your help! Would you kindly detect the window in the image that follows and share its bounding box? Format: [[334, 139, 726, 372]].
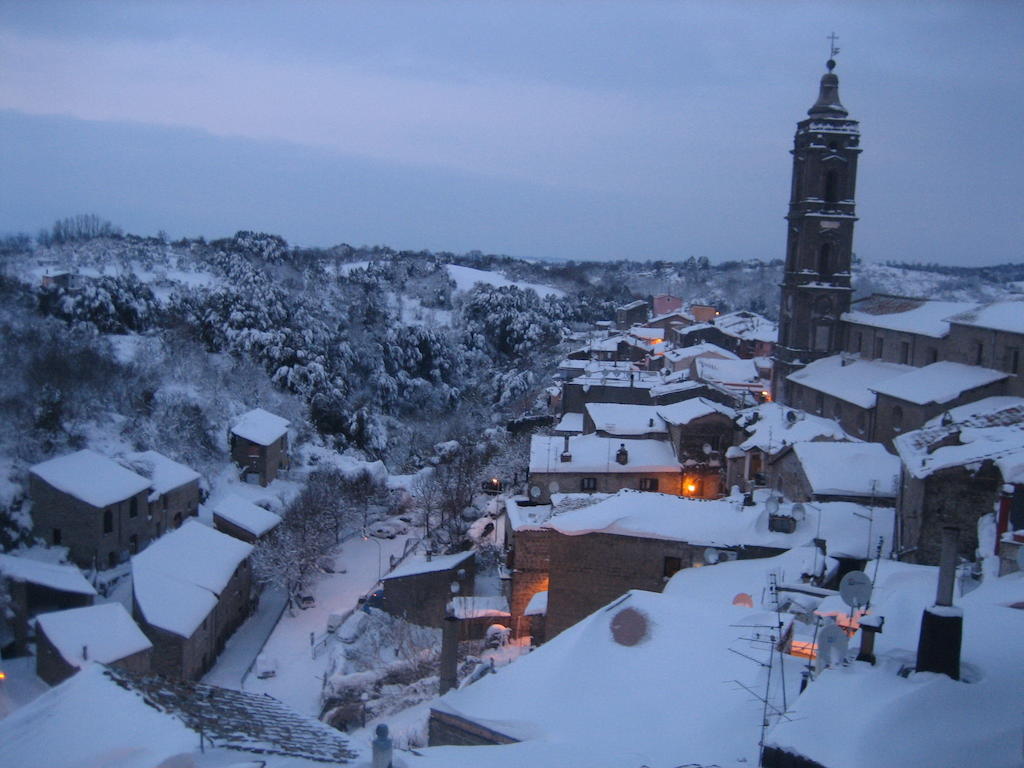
[[103, 508, 113, 534], [832, 400, 843, 420], [580, 477, 597, 492], [824, 170, 839, 204], [163, 494, 168, 510], [873, 337, 883, 359], [818, 243, 831, 276], [892, 406, 904, 433], [129, 534, 139, 554], [974, 342, 984, 366], [663, 556, 683, 579], [173, 512, 182, 528], [815, 392, 824, 415], [926, 347, 939, 364], [1006, 347, 1020, 374], [639, 478, 659, 492], [52, 528, 62, 545], [855, 332, 863, 354], [129, 497, 138, 518], [856, 410, 867, 435], [107, 552, 117, 569], [900, 341, 910, 365]]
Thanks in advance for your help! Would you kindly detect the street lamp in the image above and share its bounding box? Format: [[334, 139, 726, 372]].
[[362, 533, 383, 581]]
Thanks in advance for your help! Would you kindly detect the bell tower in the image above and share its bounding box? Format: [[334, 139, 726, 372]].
[[773, 45, 861, 404]]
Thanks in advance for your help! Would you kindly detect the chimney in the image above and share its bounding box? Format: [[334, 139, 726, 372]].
[[439, 607, 459, 695], [82, 644, 88, 661], [915, 527, 963, 680], [372, 724, 393, 768], [616, 443, 629, 465], [560, 435, 572, 463]]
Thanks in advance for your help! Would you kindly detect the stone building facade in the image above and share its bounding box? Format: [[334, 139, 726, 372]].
[[380, 551, 475, 628]]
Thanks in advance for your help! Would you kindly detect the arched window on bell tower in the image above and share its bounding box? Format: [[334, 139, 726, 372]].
[[818, 242, 832, 277], [824, 170, 839, 205]]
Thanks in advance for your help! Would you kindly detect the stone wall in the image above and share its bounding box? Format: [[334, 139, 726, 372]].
[[899, 464, 1002, 565], [508, 528, 551, 638], [528, 470, 682, 503], [545, 531, 697, 639], [428, 708, 519, 746], [136, 558, 252, 680], [231, 434, 289, 486], [30, 474, 152, 569], [382, 557, 475, 628]]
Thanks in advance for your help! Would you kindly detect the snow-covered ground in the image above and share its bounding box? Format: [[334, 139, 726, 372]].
[[236, 532, 416, 716]]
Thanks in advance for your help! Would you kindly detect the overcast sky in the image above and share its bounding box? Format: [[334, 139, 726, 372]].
[[1, 2, 1021, 264]]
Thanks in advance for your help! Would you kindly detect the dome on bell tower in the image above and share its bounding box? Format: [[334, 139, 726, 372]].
[[808, 60, 848, 118]]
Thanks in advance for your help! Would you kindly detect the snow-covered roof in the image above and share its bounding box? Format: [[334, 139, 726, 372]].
[[694, 356, 762, 386], [617, 299, 646, 311], [787, 355, 911, 409], [569, 369, 666, 389], [132, 521, 253, 637], [30, 449, 151, 508], [842, 295, 976, 338], [893, 396, 1024, 482], [657, 397, 736, 426], [0, 664, 357, 768], [121, 450, 200, 499], [628, 327, 665, 342], [946, 296, 1024, 334], [663, 341, 738, 364], [449, 595, 510, 619], [384, 549, 474, 581], [735, 403, 854, 455], [554, 411, 584, 433], [544, 489, 890, 556], [585, 403, 666, 436], [869, 361, 1009, 406], [35, 603, 151, 667], [523, 590, 548, 616], [648, 379, 707, 398], [420, 547, 879, 768], [529, 434, 679, 474], [230, 407, 289, 445], [0, 664, 199, 768], [647, 309, 694, 325], [504, 496, 556, 530], [213, 494, 282, 537], [0, 553, 96, 596], [713, 310, 778, 342], [764, 566, 1024, 768], [792, 442, 900, 498]]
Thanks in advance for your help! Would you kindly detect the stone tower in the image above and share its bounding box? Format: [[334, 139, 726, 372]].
[[773, 58, 861, 404]]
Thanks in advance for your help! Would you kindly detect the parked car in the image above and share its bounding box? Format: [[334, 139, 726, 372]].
[[255, 654, 278, 679], [296, 591, 316, 609], [369, 520, 406, 539]]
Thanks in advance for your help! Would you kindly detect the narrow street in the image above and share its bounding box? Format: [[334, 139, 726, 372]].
[[204, 532, 414, 717]]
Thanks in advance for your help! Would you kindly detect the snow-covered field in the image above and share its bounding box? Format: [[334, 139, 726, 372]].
[[445, 264, 565, 299]]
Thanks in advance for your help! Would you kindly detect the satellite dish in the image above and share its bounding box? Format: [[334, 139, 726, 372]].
[[529, 485, 542, 499], [547, 480, 561, 494], [790, 502, 806, 521], [703, 547, 721, 565], [817, 621, 848, 666], [450, 581, 460, 594], [702, 443, 713, 455], [838, 570, 873, 609]]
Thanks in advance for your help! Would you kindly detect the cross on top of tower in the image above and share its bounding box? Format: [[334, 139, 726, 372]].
[[827, 32, 840, 71]]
